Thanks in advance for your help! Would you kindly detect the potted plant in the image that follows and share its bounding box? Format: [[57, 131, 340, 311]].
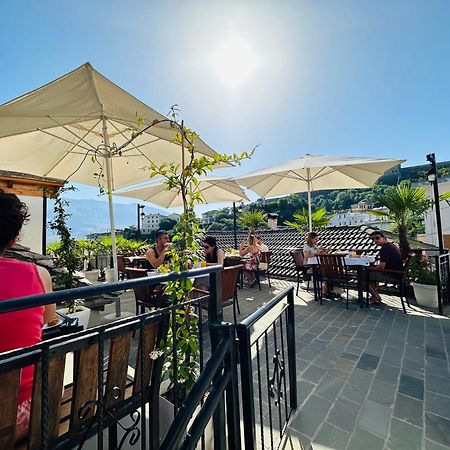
[[410, 254, 439, 308], [77, 239, 99, 283], [49, 188, 91, 328]]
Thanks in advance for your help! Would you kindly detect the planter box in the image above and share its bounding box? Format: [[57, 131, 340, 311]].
[[82, 270, 99, 284], [104, 267, 116, 283], [60, 305, 91, 329], [412, 282, 439, 309]]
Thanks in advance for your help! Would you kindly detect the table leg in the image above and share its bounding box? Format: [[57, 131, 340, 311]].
[[357, 266, 364, 307], [313, 266, 320, 302]]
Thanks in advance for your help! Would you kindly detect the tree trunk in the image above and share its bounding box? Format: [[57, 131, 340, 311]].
[[398, 223, 411, 255]]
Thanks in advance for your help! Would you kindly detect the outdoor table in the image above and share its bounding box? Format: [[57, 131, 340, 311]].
[[306, 255, 376, 307], [125, 255, 147, 268], [42, 311, 84, 340]]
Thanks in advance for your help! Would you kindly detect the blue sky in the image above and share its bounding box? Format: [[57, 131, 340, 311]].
[[2, 0, 450, 214]]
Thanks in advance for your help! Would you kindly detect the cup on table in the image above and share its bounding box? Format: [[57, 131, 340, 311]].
[[201, 260, 207, 268]]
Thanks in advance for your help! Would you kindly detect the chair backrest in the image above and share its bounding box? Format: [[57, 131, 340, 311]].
[[401, 253, 414, 277], [1, 312, 168, 450], [117, 255, 126, 273], [290, 250, 305, 268], [125, 267, 153, 303], [260, 251, 272, 265], [222, 266, 241, 303], [317, 254, 347, 279]]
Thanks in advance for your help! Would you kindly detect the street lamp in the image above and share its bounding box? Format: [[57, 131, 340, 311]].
[[137, 203, 145, 238], [426, 153, 444, 254], [233, 201, 244, 249]]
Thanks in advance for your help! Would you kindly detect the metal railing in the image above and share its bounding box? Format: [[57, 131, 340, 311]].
[[0, 266, 225, 450], [236, 286, 297, 450], [436, 253, 450, 314], [1, 267, 299, 449]]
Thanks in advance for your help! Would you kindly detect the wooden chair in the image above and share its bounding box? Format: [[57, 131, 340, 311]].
[[290, 250, 311, 296], [193, 266, 241, 324], [125, 267, 169, 314], [317, 254, 351, 309], [255, 251, 272, 289], [1, 313, 168, 450], [117, 254, 128, 280], [366, 253, 413, 314]]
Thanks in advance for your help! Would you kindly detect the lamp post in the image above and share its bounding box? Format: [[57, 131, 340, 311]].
[[426, 153, 444, 254], [233, 201, 244, 249], [137, 203, 145, 238]]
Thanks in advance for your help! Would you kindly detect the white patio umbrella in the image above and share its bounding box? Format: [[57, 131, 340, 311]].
[[115, 177, 248, 208], [0, 62, 225, 316], [236, 154, 404, 231]]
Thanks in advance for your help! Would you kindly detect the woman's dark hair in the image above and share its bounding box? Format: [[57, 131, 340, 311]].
[[0, 189, 30, 253], [204, 236, 218, 263], [306, 232, 318, 247]]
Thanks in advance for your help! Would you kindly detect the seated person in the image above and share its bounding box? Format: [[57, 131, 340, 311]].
[[256, 236, 269, 252], [203, 236, 225, 266], [303, 232, 331, 296], [239, 234, 260, 287], [0, 190, 55, 441], [256, 236, 269, 270], [195, 236, 225, 291], [146, 230, 171, 270], [367, 231, 404, 304]]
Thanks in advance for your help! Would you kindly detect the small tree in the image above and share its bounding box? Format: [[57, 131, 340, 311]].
[[239, 208, 267, 234], [370, 182, 432, 253], [48, 187, 82, 313], [148, 108, 253, 402], [284, 207, 332, 232]]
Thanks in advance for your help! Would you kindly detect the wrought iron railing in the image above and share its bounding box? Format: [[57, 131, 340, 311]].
[[436, 252, 450, 314], [236, 286, 297, 450], [0, 266, 225, 450]]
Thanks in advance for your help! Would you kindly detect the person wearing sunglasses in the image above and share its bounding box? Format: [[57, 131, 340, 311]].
[[202, 236, 225, 266], [367, 230, 403, 304]]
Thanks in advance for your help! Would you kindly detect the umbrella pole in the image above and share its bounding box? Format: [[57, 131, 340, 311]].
[[307, 169, 312, 232], [102, 116, 121, 317]]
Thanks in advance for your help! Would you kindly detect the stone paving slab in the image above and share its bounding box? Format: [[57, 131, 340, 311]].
[[95, 277, 450, 449], [280, 282, 450, 450]]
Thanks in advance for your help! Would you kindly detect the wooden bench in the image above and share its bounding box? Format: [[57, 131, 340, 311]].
[[0, 311, 168, 450]]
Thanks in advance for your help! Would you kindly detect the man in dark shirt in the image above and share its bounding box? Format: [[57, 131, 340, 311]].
[[367, 231, 404, 304]]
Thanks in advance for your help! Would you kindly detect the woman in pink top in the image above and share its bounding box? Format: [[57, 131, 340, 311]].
[[0, 189, 55, 440]]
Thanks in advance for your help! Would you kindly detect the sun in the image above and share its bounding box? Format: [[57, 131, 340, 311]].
[[211, 36, 257, 89]]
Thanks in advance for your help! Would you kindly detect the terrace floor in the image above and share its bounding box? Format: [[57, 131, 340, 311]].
[[95, 278, 450, 450]]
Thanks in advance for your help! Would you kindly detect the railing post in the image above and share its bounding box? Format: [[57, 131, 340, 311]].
[[236, 323, 256, 450], [208, 268, 226, 450], [286, 287, 298, 410], [225, 324, 242, 450], [435, 255, 443, 316]]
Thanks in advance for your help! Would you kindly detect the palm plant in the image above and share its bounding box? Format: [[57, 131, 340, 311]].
[[239, 208, 267, 233], [284, 207, 332, 232], [370, 182, 432, 253]]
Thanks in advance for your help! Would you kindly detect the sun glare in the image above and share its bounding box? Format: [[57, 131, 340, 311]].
[[211, 36, 257, 89]]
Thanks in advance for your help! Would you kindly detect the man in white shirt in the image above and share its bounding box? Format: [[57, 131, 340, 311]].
[[256, 236, 269, 270], [256, 236, 269, 252]]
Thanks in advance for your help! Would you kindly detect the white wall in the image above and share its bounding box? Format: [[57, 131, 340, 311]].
[[424, 180, 450, 247], [16, 195, 44, 254]]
